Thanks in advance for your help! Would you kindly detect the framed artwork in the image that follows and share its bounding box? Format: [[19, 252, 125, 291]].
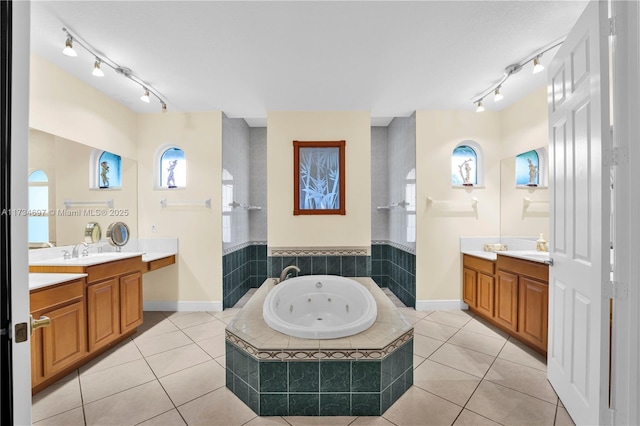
[[293, 140, 346, 215]]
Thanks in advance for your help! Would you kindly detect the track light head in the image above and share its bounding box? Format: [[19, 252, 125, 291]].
[[476, 101, 485, 112], [494, 87, 504, 102], [92, 59, 104, 77], [63, 37, 77, 57], [140, 88, 150, 103], [532, 56, 545, 74]]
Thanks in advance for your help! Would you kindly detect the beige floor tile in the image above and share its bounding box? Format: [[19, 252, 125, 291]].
[[555, 406, 576, 426], [453, 409, 501, 425], [177, 387, 256, 426], [413, 333, 445, 358], [284, 417, 355, 426], [428, 343, 496, 378], [350, 416, 396, 425], [80, 358, 156, 404], [484, 358, 557, 403], [79, 339, 143, 376], [142, 311, 169, 325], [137, 409, 186, 425], [133, 318, 181, 340], [32, 406, 84, 426], [32, 372, 82, 423], [559, 398, 565, 408], [382, 386, 462, 425], [134, 329, 192, 357], [212, 308, 241, 321], [498, 338, 547, 371], [214, 354, 226, 368], [397, 307, 431, 324], [181, 318, 227, 342], [243, 416, 289, 425], [197, 334, 227, 359], [462, 318, 510, 340], [413, 318, 459, 341], [413, 354, 426, 369], [159, 359, 226, 406], [426, 311, 472, 328], [466, 381, 556, 425], [414, 359, 481, 406], [84, 381, 174, 426], [447, 330, 507, 357], [162, 311, 194, 318], [146, 343, 212, 378], [443, 309, 475, 319], [169, 311, 218, 329]]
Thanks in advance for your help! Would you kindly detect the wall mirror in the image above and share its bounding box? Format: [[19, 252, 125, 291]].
[[107, 221, 130, 251], [84, 222, 102, 244], [500, 146, 550, 238], [28, 129, 138, 248]]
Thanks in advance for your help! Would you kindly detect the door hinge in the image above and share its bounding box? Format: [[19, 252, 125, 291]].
[[604, 280, 628, 300], [611, 146, 628, 166], [0, 328, 7, 336], [609, 17, 616, 36]]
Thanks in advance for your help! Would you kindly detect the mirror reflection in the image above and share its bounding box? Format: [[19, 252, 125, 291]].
[[28, 129, 138, 248]]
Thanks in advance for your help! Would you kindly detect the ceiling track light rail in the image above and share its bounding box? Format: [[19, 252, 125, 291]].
[[471, 36, 566, 111], [61, 27, 168, 112]]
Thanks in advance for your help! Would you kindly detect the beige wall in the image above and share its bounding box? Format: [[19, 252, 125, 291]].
[[267, 111, 371, 251], [137, 112, 223, 306], [415, 111, 502, 302], [499, 87, 549, 238]]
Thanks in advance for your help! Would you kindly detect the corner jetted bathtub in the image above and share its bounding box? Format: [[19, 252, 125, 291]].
[[263, 275, 377, 339]]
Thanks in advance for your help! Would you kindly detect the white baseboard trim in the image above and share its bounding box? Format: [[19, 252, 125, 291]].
[[415, 299, 469, 311], [143, 301, 223, 312]]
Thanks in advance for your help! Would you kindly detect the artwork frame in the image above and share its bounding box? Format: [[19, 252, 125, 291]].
[[293, 140, 346, 215]]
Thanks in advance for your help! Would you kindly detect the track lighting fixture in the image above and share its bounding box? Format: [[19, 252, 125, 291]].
[[532, 56, 545, 74], [62, 37, 77, 57], [140, 88, 150, 103], [471, 36, 565, 111], [60, 27, 167, 112], [92, 59, 104, 77]]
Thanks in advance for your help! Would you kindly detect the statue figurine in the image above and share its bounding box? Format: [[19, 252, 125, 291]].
[[458, 159, 473, 186], [166, 159, 178, 187], [100, 161, 109, 188], [527, 158, 538, 186]]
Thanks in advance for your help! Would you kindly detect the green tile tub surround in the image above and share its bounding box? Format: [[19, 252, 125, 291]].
[[267, 254, 371, 279], [223, 243, 267, 308], [371, 243, 416, 308], [224, 276, 413, 415]]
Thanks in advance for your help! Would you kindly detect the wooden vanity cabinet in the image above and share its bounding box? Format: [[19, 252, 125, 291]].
[[462, 254, 495, 317], [495, 270, 519, 331], [87, 277, 120, 352]]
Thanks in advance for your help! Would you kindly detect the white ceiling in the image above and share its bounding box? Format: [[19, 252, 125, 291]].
[[30, 1, 588, 126]]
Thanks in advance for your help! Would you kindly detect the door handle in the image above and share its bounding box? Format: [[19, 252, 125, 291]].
[[544, 258, 554, 267], [30, 314, 51, 336]]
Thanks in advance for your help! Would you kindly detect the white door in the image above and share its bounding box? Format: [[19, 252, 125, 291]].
[[547, 1, 611, 425]]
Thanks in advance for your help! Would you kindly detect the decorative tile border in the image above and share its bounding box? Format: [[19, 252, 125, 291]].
[[371, 240, 415, 255], [269, 246, 369, 257], [226, 328, 413, 362], [224, 241, 268, 255]]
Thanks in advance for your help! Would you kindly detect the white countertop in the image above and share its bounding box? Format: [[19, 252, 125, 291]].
[[461, 250, 497, 261], [462, 250, 550, 264], [29, 252, 145, 267], [142, 252, 176, 262], [29, 273, 87, 291]]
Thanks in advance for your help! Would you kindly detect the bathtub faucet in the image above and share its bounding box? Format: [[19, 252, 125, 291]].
[[279, 265, 301, 283]]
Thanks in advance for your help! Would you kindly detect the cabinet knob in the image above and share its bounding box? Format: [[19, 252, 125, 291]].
[[30, 315, 51, 336]]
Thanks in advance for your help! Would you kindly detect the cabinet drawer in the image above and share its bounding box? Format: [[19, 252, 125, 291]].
[[85, 256, 144, 284], [30, 279, 84, 313], [463, 254, 495, 275], [497, 255, 548, 282]]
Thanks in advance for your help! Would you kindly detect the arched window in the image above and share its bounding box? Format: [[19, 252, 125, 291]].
[[28, 169, 49, 243], [405, 168, 416, 243], [451, 141, 484, 187], [97, 151, 122, 189], [222, 168, 233, 243], [516, 150, 540, 186], [160, 147, 186, 188]]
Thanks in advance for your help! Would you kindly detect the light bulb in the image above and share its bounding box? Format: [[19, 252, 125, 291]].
[[62, 37, 77, 57], [92, 60, 104, 77], [494, 88, 503, 102], [476, 101, 485, 112], [532, 56, 545, 74], [140, 89, 150, 103]]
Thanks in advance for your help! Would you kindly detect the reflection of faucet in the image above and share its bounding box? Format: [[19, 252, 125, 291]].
[[72, 242, 89, 258], [279, 265, 300, 283]]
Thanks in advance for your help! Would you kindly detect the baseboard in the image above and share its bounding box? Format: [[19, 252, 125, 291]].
[[415, 299, 469, 311], [143, 301, 223, 312]]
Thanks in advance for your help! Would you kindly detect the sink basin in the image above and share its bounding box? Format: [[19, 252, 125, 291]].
[[29, 251, 145, 267]]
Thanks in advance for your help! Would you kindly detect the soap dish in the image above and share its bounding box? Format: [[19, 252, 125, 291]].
[[484, 243, 507, 252]]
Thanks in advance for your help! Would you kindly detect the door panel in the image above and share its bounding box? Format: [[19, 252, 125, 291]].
[[87, 278, 120, 352], [477, 273, 494, 317], [463, 268, 476, 307], [495, 271, 518, 331]]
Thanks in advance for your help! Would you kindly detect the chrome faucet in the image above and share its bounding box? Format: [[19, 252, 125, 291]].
[[279, 265, 300, 283], [72, 242, 89, 258]]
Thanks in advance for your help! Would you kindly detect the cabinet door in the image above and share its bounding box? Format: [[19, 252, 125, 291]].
[[462, 268, 477, 307], [518, 277, 548, 351], [42, 301, 87, 377], [476, 273, 494, 317], [120, 272, 143, 334], [495, 271, 518, 331], [87, 277, 120, 352]]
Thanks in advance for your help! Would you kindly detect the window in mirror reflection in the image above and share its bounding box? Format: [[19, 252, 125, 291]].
[[160, 147, 185, 188], [451, 145, 477, 186], [222, 168, 233, 243], [97, 151, 122, 189], [405, 168, 416, 243], [28, 169, 49, 243], [516, 150, 540, 186]]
